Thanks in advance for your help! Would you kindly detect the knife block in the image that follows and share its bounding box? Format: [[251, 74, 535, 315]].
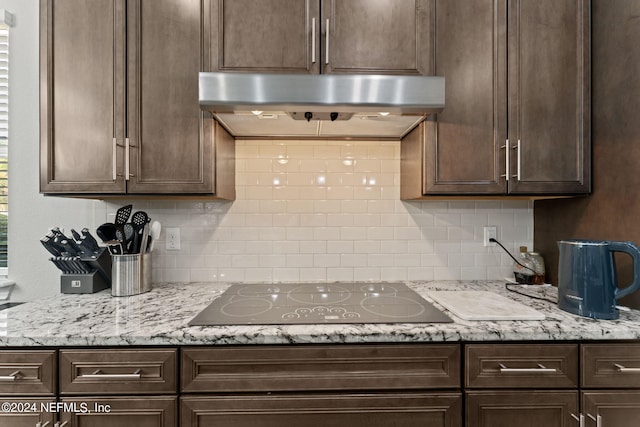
[[60, 249, 112, 294]]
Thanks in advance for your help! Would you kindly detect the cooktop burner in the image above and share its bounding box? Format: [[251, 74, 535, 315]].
[[189, 282, 452, 326]]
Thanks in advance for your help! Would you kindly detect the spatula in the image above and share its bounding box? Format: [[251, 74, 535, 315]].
[[115, 204, 133, 225]]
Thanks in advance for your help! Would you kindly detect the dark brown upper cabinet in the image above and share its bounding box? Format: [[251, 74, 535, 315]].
[[401, 0, 591, 198], [40, 0, 235, 198], [208, 0, 434, 75]]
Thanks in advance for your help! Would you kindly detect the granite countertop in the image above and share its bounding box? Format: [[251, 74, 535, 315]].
[[1, 281, 639, 347]]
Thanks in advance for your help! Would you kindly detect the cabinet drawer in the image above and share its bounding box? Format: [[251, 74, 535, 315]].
[[59, 348, 177, 395], [0, 398, 56, 426], [466, 391, 579, 426], [465, 344, 579, 388], [182, 344, 461, 393], [582, 343, 640, 388], [181, 393, 462, 427], [0, 350, 56, 395], [59, 396, 177, 426]]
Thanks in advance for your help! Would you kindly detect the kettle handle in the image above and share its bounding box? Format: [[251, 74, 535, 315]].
[[609, 241, 640, 300]]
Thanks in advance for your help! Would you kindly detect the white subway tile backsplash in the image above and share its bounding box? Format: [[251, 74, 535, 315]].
[[148, 140, 532, 283]]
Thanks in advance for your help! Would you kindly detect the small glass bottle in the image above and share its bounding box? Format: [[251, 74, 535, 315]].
[[513, 246, 536, 284]]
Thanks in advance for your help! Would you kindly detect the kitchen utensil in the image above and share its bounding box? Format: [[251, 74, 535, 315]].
[[41, 236, 63, 257], [105, 240, 125, 255], [139, 222, 150, 255], [113, 205, 132, 254], [115, 204, 133, 225], [81, 228, 100, 252], [76, 235, 95, 255], [59, 239, 80, 257], [131, 211, 149, 227], [147, 221, 161, 252], [557, 239, 640, 319], [130, 211, 149, 253], [70, 228, 83, 242], [48, 237, 67, 256], [96, 223, 118, 243]]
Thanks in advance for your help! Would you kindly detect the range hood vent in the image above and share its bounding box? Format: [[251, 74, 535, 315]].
[[199, 72, 444, 139]]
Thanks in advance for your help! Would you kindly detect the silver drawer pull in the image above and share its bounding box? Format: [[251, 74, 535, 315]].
[[498, 363, 557, 373], [79, 368, 142, 380], [0, 370, 21, 381], [614, 363, 640, 372]]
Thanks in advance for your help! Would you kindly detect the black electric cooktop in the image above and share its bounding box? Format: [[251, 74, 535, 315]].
[[189, 282, 452, 326]]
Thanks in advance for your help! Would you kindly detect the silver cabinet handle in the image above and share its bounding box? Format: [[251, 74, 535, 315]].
[[501, 139, 510, 181], [112, 138, 117, 181], [325, 18, 330, 65], [0, 370, 21, 381], [498, 363, 557, 373], [55, 422, 69, 427], [36, 422, 51, 427], [614, 363, 640, 372], [79, 368, 142, 380], [125, 138, 131, 181], [115, 139, 126, 179], [311, 17, 316, 63], [571, 413, 584, 427], [587, 413, 602, 427], [516, 139, 521, 180]]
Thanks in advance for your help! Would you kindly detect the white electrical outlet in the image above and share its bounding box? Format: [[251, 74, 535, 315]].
[[483, 226, 497, 247], [166, 227, 181, 250]]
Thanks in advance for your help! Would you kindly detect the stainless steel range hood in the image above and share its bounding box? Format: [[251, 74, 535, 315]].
[[199, 72, 445, 139]]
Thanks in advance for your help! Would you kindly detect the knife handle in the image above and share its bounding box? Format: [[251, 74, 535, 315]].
[[81, 228, 100, 252]]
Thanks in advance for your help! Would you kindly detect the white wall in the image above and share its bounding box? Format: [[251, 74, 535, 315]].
[[4, 0, 533, 301], [143, 140, 532, 284], [4, 0, 107, 301]]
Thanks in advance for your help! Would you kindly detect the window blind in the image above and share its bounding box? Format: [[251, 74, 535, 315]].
[[0, 24, 9, 270]]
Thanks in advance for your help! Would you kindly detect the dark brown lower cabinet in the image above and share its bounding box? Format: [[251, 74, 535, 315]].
[[0, 398, 56, 427], [181, 393, 462, 427], [582, 391, 640, 427], [466, 391, 579, 427], [58, 396, 177, 426]]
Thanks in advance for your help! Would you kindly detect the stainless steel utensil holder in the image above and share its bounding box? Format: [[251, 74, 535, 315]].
[[111, 252, 152, 297]]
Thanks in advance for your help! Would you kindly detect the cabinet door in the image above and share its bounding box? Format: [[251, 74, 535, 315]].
[[182, 393, 462, 427], [322, 0, 434, 75], [127, 0, 218, 194], [582, 391, 640, 427], [466, 391, 579, 427], [0, 398, 56, 427], [507, 0, 590, 194], [209, 0, 320, 73], [40, 0, 126, 194], [422, 0, 507, 194], [59, 397, 177, 427]]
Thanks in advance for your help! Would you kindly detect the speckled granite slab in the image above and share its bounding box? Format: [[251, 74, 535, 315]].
[[0, 280, 639, 346]]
